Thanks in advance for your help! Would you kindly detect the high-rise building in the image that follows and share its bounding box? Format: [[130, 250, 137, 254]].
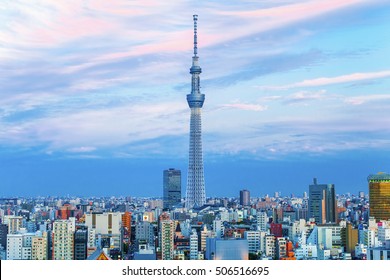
[[74, 227, 88, 260], [31, 232, 48, 260], [345, 222, 358, 256], [52, 220, 74, 260], [264, 235, 276, 259], [213, 219, 225, 238], [200, 225, 213, 252], [0, 224, 8, 250], [190, 229, 199, 260], [308, 178, 337, 224], [159, 217, 175, 260], [368, 172, 390, 221], [240, 189, 250, 206], [135, 221, 155, 247], [244, 231, 262, 254], [6, 231, 35, 260], [6, 234, 23, 260], [7, 216, 23, 234], [122, 211, 132, 245], [163, 168, 181, 210], [186, 15, 206, 209], [257, 211, 268, 232]]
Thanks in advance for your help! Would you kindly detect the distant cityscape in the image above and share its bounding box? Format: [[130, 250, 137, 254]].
[[1, 170, 390, 261]]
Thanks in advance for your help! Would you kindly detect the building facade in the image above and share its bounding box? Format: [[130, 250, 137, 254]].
[[244, 231, 262, 254], [240, 189, 250, 206], [74, 227, 88, 260], [163, 168, 181, 210], [52, 220, 74, 260], [160, 219, 175, 260], [257, 211, 268, 232], [308, 178, 337, 224], [190, 229, 199, 260], [368, 172, 390, 221], [206, 238, 248, 260], [31, 232, 48, 260], [85, 212, 122, 235]]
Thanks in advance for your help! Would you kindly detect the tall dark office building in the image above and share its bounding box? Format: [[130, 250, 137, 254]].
[[240, 189, 250, 206], [308, 178, 337, 224], [368, 172, 390, 221], [0, 224, 8, 250], [74, 227, 88, 260], [163, 168, 182, 210]]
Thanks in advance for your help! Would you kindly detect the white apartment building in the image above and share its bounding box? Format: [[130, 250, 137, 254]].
[[6, 231, 35, 260], [257, 212, 267, 232], [85, 212, 122, 235], [244, 231, 262, 254], [52, 220, 74, 260], [190, 229, 198, 260]]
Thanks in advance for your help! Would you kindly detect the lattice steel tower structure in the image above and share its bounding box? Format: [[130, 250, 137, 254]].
[[185, 15, 206, 209]]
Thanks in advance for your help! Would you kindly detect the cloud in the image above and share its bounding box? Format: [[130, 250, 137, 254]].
[[344, 94, 390, 105], [205, 49, 325, 87], [220, 103, 268, 112], [213, 0, 367, 42], [204, 115, 390, 157], [67, 146, 96, 153], [262, 70, 390, 90], [1, 0, 389, 160], [284, 90, 328, 104], [0, 101, 188, 151]]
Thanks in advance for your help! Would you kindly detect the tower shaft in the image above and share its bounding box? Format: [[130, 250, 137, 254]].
[[186, 15, 206, 209]]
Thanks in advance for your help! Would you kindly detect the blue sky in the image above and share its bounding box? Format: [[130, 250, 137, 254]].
[[1, 0, 389, 197]]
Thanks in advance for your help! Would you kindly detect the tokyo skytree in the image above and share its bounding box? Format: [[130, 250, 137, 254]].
[[185, 15, 206, 209]]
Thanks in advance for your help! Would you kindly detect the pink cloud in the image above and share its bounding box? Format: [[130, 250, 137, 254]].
[[213, 0, 366, 43]]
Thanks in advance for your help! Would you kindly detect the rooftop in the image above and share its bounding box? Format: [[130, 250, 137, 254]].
[[367, 172, 390, 182]]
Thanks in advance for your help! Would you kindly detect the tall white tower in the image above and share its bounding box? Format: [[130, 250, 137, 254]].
[[186, 15, 206, 209]]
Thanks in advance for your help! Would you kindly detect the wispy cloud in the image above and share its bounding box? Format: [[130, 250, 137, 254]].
[[261, 70, 390, 90], [284, 90, 328, 104], [344, 94, 390, 105], [220, 103, 268, 112], [0, 102, 188, 151], [67, 146, 96, 153]]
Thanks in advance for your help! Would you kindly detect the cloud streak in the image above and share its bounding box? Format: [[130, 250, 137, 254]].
[[261, 70, 390, 90], [220, 103, 268, 112]]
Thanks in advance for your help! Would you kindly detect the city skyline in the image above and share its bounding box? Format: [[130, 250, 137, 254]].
[[1, 1, 390, 197]]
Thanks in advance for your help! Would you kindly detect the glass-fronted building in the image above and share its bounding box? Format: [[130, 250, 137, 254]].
[[368, 172, 390, 221], [163, 168, 181, 210]]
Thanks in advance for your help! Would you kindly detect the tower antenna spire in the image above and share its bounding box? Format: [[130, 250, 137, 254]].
[[193, 14, 198, 57]]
